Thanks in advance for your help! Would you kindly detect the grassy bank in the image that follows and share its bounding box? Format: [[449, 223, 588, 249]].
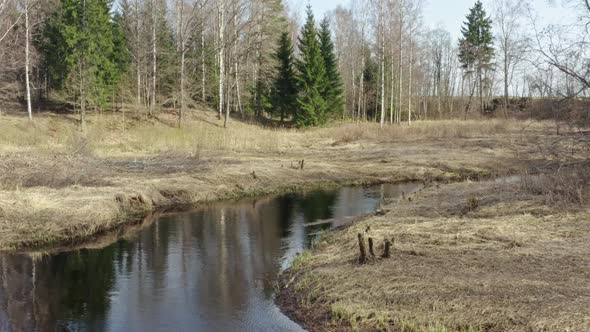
[[0, 108, 566, 251], [277, 174, 590, 331]]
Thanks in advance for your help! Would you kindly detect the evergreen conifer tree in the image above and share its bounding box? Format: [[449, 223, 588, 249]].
[[318, 17, 343, 117], [459, 0, 494, 114], [111, 13, 131, 87], [295, 5, 327, 127], [272, 31, 298, 124], [41, 0, 128, 126]]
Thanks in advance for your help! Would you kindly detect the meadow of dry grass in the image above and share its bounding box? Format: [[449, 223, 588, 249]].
[[0, 108, 578, 250], [278, 176, 590, 332]]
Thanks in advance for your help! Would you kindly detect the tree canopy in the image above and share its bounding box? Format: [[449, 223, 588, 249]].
[[319, 17, 344, 118], [41, 0, 128, 109], [295, 5, 328, 127], [459, 0, 494, 73], [272, 31, 298, 124]]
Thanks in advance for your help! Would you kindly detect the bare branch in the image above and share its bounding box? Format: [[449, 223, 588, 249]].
[[0, 13, 22, 44]]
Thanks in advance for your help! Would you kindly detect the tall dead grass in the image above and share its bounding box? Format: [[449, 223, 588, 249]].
[[0, 112, 291, 191], [0, 112, 528, 157], [0, 116, 73, 151], [320, 120, 517, 145], [116, 120, 286, 155], [0, 112, 289, 157], [520, 169, 590, 206]]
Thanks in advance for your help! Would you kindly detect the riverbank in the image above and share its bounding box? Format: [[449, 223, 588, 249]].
[[0, 109, 567, 250], [277, 174, 590, 331]]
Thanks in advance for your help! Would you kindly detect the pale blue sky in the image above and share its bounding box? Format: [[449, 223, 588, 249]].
[[289, 0, 577, 40]]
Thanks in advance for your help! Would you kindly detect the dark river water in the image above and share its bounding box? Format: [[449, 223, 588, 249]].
[[0, 182, 420, 332]]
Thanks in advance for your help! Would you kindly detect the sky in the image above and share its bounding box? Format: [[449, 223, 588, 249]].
[[289, 0, 578, 40]]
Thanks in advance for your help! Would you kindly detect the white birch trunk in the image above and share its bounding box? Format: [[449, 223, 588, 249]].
[[398, 0, 403, 124], [201, 27, 206, 101], [24, 1, 32, 121], [218, 0, 225, 119], [233, 1, 242, 115], [135, 0, 141, 106], [379, 0, 385, 127], [151, 0, 157, 116], [408, 27, 412, 126], [177, 0, 184, 127], [358, 8, 365, 122], [179, 47, 185, 127]]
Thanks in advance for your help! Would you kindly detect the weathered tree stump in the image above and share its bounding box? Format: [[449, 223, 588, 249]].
[[382, 239, 392, 258], [368, 237, 375, 257], [358, 233, 367, 264]]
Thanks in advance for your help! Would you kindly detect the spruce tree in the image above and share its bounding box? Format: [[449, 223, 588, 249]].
[[111, 13, 131, 88], [318, 17, 343, 118], [459, 0, 494, 114], [295, 5, 327, 127], [41, 0, 128, 126], [273, 31, 298, 125]]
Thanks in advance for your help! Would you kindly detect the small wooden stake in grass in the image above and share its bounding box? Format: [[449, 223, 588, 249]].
[[358, 233, 367, 264], [368, 237, 375, 257], [382, 239, 392, 258]]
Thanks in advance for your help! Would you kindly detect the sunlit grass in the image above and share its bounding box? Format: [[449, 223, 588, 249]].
[[316, 119, 524, 145], [0, 110, 292, 156]]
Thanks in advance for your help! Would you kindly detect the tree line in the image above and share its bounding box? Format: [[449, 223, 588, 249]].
[[0, 0, 589, 127], [0, 0, 342, 127], [328, 0, 589, 124]]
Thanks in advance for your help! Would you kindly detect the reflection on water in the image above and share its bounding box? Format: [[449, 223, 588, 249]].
[[0, 182, 420, 332]]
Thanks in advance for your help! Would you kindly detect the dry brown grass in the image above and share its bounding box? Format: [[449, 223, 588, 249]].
[[0, 109, 577, 250], [2, 110, 585, 329], [520, 169, 590, 206], [317, 120, 524, 146], [279, 178, 590, 332], [0, 110, 290, 156]]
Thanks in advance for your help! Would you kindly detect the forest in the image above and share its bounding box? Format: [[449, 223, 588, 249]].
[[0, 0, 588, 126]]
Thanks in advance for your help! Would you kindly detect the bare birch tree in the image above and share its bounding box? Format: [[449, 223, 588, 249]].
[[378, 0, 385, 127], [217, 0, 225, 119], [23, 0, 33, 120], [175, 0, 207, 126], [493, 0, 529, 116], [149, 0, 158, 116], [0, 0, 22, 44]]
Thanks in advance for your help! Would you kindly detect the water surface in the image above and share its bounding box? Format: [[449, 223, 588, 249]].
[[0, 182, 420, 332]]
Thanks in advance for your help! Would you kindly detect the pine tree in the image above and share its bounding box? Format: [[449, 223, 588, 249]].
[[295, 5, 327, 127], [318, 17, 343, 118], [272, 31, 298, 125], [459, 0, 494, 114]]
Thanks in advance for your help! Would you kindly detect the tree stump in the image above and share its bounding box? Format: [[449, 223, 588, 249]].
[[382, 239, 392, 258], [358, 233, 367, 264], [368, 237, 375, 257]]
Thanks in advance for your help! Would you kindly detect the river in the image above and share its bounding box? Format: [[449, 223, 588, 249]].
[[0, 182, 420, 332]]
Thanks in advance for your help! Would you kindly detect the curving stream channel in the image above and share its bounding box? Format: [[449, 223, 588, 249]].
[[0, 182, 421, 332]]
